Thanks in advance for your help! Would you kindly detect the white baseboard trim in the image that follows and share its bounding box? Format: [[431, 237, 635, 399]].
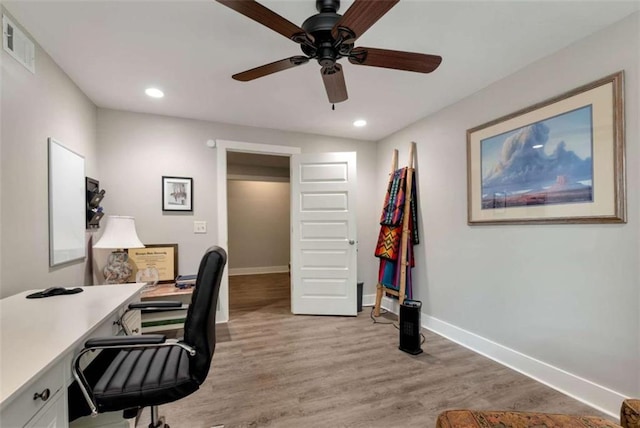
[[228, 265, 289, 276], [381, 296, 400, 314], [380, 297, 624, 418], [362, 293, 377, 307]]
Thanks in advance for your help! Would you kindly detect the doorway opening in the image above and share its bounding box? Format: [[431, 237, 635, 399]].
[[214, 139, 301, 323], [226, 152, 291, 318], [215, 141, 357, 320]]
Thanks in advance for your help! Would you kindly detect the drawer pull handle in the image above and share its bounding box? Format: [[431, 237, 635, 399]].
[[131, 328, 140, 334], [33, 388, 50, 402]]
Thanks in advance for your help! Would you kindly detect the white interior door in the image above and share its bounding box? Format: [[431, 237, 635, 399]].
[[291, 152, 357, 316]]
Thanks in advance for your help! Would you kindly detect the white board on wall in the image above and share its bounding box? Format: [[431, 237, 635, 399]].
[[48, 138, 85, 266]]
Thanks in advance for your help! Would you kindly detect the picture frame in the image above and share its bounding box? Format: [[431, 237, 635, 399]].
[[127, 244, 178, 284], [162, 176, 193, 212], [467, 71, 625, 225]]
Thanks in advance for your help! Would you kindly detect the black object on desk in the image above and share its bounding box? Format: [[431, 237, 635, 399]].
[[175, 273, 197, 289], [26, 287, 84, 299]]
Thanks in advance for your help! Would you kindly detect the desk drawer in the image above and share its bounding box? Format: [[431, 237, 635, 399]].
[[122, 309, 141, 335], [1, 359, 65, 427]]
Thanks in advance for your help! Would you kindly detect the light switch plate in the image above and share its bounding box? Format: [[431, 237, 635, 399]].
[[194, 221, 207, 234]]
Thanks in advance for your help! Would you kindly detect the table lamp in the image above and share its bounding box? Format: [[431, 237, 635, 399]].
[[93, 215, 145, 284]]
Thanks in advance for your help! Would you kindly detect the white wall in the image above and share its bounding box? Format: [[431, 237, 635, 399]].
[[378, 13, 639, 412], [0, 9, 98, 298], [96, 108, 379, 292], [228, 180, 290, 273]]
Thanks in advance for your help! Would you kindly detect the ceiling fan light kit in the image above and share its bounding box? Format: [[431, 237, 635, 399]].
[[217, 0, 442, 104]]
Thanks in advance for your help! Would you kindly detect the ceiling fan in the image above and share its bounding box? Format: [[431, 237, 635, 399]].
[[216, 0, 442, 104]]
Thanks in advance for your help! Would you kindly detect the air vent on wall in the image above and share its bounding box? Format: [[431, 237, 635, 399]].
[[3, 14, 35, 73]]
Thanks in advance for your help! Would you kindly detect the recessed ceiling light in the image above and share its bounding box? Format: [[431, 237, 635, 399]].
[[532, 144, 543, 149], [145, 87, 164, 98], [353, 119, 367, 127]]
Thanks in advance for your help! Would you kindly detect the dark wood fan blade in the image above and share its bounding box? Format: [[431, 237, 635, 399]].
[[348, 47, 442, 73], [233, 56, 309, 81], [321, 64, 348, 103], [217, 0, 309, 41], [331, 0, 399, 42]]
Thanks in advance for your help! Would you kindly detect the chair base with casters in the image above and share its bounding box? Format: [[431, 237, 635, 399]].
[[70, 246, 227, 428]]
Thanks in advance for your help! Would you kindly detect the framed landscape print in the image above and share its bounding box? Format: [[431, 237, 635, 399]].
[[467, 71, 625, 225], [162, 176, 193, 212]]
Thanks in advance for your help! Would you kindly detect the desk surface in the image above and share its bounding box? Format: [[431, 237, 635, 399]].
[[0, 283, 145, 409], [141, 283, 194, 299]]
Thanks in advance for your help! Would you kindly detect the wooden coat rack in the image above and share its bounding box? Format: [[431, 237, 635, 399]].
[[374, 142, 416, 317]]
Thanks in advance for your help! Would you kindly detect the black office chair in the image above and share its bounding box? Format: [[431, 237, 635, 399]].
[[72, 246, 227, 428]]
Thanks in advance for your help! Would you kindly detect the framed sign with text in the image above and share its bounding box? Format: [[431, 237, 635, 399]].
[[127, 244, 178, 284]]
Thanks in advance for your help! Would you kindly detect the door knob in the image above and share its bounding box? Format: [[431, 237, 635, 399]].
[[348, 240, 355, 245]]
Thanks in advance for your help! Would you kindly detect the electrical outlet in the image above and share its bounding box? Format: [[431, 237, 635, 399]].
[[194, 221, 207, 234]]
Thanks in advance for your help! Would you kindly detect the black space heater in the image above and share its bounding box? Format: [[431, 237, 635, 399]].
[[399, 299, 423, 355]]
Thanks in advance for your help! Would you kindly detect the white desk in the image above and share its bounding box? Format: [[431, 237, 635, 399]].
[[0, 284, 145, 427]]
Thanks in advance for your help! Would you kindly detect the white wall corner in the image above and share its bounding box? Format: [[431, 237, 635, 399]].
[[362, 293, 377, 308], [380, 298, 626, 418], [381, 295, 401, 314]]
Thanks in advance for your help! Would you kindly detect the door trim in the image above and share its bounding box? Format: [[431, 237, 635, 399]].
[[214, 139, 301, 323]]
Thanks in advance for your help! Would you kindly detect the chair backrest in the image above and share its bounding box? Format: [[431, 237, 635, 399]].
[[182, 246, 227, 384]]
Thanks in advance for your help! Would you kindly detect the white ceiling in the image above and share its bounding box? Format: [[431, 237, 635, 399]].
[[4, 1, 639, 141]]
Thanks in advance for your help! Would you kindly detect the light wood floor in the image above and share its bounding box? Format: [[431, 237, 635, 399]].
[[141, 273, 610, 428]]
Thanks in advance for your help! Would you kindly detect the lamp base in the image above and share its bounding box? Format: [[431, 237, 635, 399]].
[[103, 250, 133, 284]]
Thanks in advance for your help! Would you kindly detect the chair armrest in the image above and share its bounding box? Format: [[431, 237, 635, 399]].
[[85, 334, 167, 348], [141, 306, 189, 314], [129, 301, 182, 309], [116, 302, 187, 335], [128, 301, 188, 314]]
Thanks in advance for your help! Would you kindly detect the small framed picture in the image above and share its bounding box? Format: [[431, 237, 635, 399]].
[[162, 176, 193, 212]]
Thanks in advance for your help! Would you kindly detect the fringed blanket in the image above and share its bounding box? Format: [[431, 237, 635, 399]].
[[378, 168, 419, 242], [375, 167, 419, 298]]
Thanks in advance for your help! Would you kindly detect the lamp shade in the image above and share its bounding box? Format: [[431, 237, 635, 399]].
[[93, 215, 144, 249]]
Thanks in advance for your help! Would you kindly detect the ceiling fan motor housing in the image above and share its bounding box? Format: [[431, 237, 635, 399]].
[[301, 0, 354, 68], [316, 0, 340, 13]]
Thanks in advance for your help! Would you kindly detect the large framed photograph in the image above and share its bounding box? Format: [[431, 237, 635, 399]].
[[162, 176, 193, 212], [128, 244, 178, 284], [467, 71, 625, 225]]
